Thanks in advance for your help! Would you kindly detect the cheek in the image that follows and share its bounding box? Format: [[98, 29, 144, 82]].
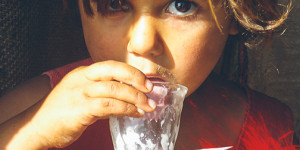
[[164, 22, 228, 95], [82, 18, 128, 62], [79, 1, 128, 62]]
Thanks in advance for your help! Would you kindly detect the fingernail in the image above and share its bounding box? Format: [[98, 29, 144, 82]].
[[145, 79, 153, 91], [137, 108, 145, 115], [148, 99, 157, 109]]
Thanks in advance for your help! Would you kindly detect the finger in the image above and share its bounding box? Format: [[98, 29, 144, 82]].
[[82, 61, 153, 93], [88, 98, 145, 118], [84, 81, 156, 112]]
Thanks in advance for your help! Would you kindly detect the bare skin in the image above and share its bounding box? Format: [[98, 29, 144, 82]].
[[0, 75, 51, 124], [0, 61, 157, 149], [0, 0, 240, 149]]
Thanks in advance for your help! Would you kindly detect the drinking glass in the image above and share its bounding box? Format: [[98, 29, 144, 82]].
[[109, 82, 188, 150]]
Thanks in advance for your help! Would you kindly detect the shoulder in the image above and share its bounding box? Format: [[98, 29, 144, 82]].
[[246, 88, 294, 133], [247, 88, 293, 119], [238, 89, 295, 148], [208, 73, 294, 126], [236, 85, 295, 148], [207, 74, 295, 147], [209, 73, 294, 130]]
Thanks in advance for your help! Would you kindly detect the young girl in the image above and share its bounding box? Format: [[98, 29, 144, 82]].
[[0, 0, 296, 149]]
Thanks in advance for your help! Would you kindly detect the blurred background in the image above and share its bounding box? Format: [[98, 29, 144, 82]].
[[0, 0, 299, 141]]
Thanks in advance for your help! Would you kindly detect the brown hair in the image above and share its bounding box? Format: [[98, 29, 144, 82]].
[[207, 0, 293, 84], [226, 0, 292, 33]]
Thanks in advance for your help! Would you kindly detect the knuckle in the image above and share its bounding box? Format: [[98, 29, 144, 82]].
[[69, 66, 86, 77], [123, 104, 134, 114], [119, 104, 127, 113], [103, 60, 116, 67], [75, 66, 86, 71], [136, 92, 147, 104], [106, 60, 115, 64], [69, 66, 85, 74], [109, 83, 118, 93], [61, 68, 85, 84], [89, 63, 101, 69], [130, 70, 145, 84], [101, 99, 113, 108], [132, 69, 143, 78]]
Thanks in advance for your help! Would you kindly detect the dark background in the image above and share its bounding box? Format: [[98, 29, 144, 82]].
[[247, 1, 300, 137], [0, 0, 299, 138]]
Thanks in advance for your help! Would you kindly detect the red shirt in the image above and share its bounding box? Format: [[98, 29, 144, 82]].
[[46, 59, 296, 150]]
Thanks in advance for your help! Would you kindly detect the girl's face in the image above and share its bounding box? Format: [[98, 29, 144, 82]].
[[78, 0, 237, 96]]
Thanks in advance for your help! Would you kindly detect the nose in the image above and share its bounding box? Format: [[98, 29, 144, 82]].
[[127, 16, 163, 57]]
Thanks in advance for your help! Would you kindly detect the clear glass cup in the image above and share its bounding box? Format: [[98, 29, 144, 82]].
[[109, 82, 188, 150]]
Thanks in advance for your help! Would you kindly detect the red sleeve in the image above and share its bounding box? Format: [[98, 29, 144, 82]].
[[42, 58, 93, 88]]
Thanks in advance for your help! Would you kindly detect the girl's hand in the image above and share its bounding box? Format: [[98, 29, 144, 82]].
[[28, 60, 156, 148]]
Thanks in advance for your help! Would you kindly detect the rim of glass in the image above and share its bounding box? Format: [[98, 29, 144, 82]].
[[151, 81, 188, 92]]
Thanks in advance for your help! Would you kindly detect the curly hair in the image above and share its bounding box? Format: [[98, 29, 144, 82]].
[[227, 0, 292, 33]]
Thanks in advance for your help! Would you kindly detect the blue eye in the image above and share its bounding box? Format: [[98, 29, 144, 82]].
[[167, 0, 198, 16]]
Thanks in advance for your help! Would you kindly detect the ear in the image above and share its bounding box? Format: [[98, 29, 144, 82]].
[[228, 20, 239, 35]]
